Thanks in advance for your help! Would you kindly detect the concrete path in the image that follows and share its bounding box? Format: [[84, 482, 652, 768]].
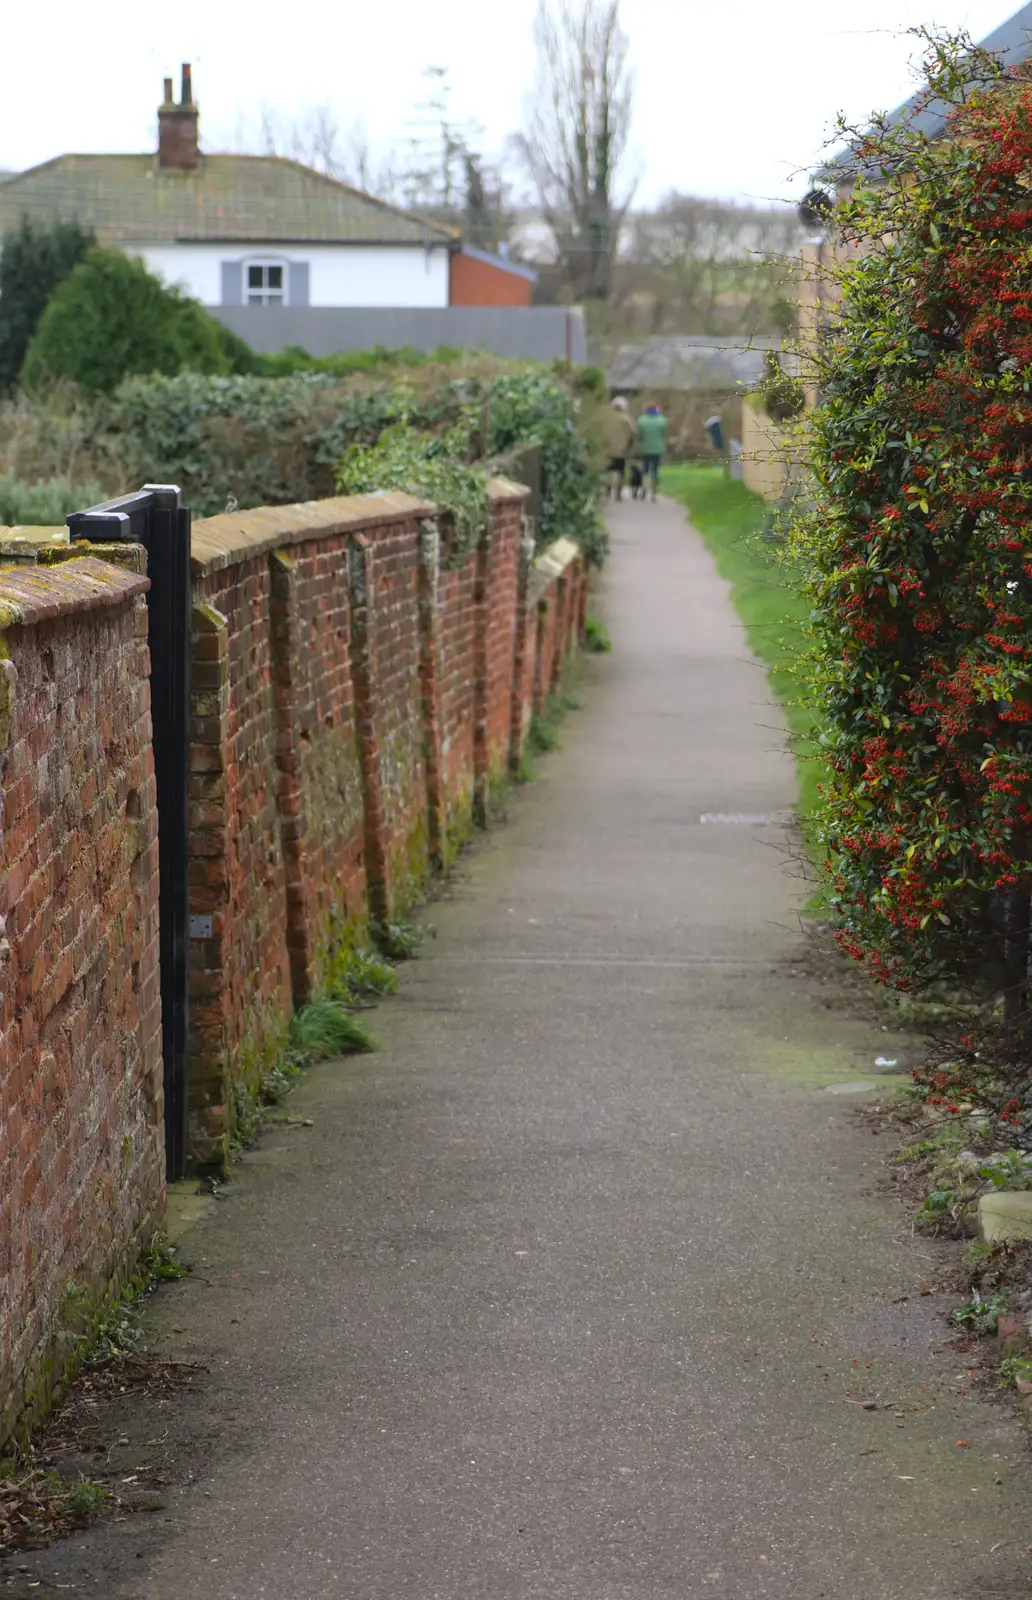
[[22, 498, 1032, 1597]]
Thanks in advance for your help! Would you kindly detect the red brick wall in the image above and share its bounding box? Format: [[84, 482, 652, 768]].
[[0, 557, 164, 1444], [483, 499, 524, 792], [353, 519, 429, 913], [534, 594, 558, 714], [275, 540, 367, 994], [189, 553, 293, 1163], [0, 480, 588, 1446], [449, 250, 534, 307], [0, 486, 588, 1441], [435, 533, 477, 858]]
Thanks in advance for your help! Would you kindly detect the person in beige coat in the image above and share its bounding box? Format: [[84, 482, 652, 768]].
[[600, 396, 636, 500]]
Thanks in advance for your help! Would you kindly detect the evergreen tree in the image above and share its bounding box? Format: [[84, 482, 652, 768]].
[[0, 218, 95, 392], [21, 248, 234, 393]]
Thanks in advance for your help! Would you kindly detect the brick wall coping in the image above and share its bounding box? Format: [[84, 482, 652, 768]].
[[0, 477, 532, 585], [190, 478, 530, 576], [190, 490, 433, 576], [485, 476, 532, 504], [528, 536, 582, 603], [0, 555, 149, 629]]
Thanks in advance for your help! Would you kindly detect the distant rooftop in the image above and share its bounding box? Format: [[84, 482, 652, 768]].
[[0, 153, 458, 247], [0, 67, 456, 248]]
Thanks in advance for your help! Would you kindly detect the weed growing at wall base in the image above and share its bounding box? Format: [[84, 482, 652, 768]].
[[0, 1469, 113, 1554], [326, 946, 399, 1003], [374, 920, 428, 961], [290, 999, 376, 1060], [231, 999, 376, 1149], [583, 613, 612, 652]]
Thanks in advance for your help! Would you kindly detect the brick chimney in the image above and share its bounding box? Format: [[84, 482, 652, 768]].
[[157, 64, 199, 170]]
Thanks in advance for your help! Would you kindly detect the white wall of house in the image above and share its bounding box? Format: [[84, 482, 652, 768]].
[[132, 244, 224, 304], [127, 241, 451, 309], [307, 245, 449, 308]]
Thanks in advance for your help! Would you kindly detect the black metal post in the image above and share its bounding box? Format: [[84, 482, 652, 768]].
[[67, 485, 191, 1181]]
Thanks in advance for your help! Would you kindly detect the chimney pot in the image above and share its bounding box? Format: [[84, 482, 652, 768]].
[[157, 67, 200, 170]]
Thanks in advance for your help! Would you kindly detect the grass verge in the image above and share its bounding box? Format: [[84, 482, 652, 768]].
[[663, 463, 825, 844]]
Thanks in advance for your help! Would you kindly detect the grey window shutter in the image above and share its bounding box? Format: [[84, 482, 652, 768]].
[[220, 261, 243, 307], [289, 261, 310, 307]]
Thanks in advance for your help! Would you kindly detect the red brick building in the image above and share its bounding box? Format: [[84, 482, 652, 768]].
[[449, 246, 537, 308]]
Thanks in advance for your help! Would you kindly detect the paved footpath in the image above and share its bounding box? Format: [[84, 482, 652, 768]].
[[21, 498, 1032, 1597]]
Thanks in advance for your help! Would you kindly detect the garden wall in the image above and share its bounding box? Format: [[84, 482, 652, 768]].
[[183, 481, 579, 1167], [0, 481, 588, 1440], [740, 398, 811, 504], [0, 556, 165, 1445]]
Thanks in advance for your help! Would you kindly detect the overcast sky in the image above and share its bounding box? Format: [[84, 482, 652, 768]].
[[1, 0, 1024, 207]]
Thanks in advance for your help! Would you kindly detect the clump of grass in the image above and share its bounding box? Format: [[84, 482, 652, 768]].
[[374, 920, 428, 960], [231, 1081, 265, 1146], [143, 1234, 188, 1282], [529, 714, 560, 753], [233, 982, 382, 1148], [62, 1476, 112, 1516], [327, 945, 399, 1002], [58, 1232, 189, 1367], [584, 614, 612, 652], [0, 1470, 114, 1553], [953, 1291, 1010, 1338], [514, 750, 537, 784], [290, 998, 375, 1060]]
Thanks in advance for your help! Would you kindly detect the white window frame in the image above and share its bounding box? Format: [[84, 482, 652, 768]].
[[244, 257, 289, 306]]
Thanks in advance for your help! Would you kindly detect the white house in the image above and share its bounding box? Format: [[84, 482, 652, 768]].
[[0, 67, 534, 313]]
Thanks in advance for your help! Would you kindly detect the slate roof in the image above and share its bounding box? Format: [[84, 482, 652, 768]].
[[0, 154, 458, 246]]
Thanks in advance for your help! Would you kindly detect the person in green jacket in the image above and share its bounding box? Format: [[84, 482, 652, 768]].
[[636, 404, 668, 501]]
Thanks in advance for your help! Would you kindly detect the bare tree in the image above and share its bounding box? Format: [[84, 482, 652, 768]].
[[400, 66, 467, 211], [234, 77, 513, 249], [463, 151, 508, 252], [593, 195, 800, 340], [515, 0, 635, 301], [253, 103, 401, 199]]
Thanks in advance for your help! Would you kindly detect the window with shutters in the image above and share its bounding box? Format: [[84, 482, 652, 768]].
[[244, 259, 287, 305]]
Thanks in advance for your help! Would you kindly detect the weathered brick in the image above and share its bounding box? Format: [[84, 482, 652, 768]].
[[0, 565, 163, 1449], [1, 483, 581, 1442]]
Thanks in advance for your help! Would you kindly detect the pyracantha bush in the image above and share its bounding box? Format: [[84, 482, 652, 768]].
[[796, 33, 1032, 1012]]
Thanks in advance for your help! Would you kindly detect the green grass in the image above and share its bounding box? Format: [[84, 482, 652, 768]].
[[289, 999, 375, 1060], [663, 464, 825, 837]]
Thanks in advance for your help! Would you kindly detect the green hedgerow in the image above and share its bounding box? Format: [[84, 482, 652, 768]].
[[792, 29, 1032, 1019]]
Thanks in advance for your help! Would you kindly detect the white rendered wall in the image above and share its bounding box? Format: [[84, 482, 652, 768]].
[[130, 244, 224, 304], [306, 245, 449, 308], [127, 242, 450, 308]]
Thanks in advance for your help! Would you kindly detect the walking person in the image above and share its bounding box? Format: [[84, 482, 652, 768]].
[[637, 402, 668, 501], [600, 395, 636, 500]]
